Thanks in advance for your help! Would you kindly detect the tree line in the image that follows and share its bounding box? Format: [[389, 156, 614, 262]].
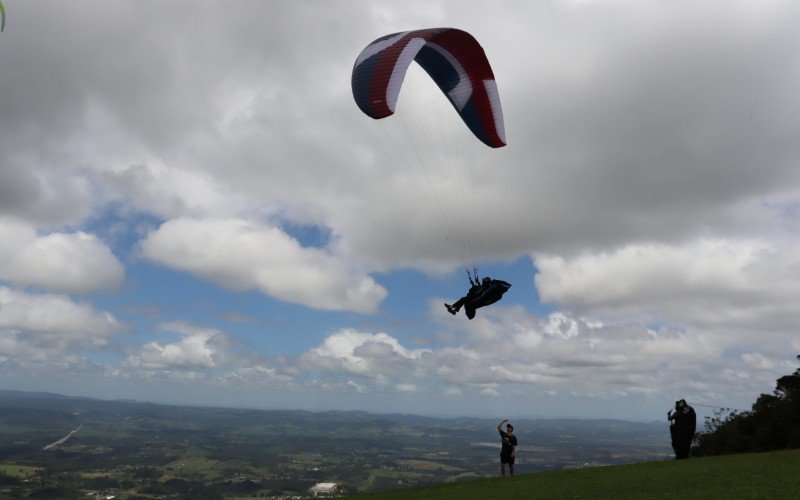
[[694, 366, 800, 455]]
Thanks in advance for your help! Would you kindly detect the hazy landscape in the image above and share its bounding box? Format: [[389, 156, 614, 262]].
[[0, 390, 670, 497]]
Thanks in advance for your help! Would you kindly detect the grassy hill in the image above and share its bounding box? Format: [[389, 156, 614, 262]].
[[358, 449, 800, 499]]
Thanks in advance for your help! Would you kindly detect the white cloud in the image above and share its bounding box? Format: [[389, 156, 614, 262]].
[[302, 329, 431, 379], [216, 364, 294, 387], [141, 218, 387, 313], [534, 238, 800, 338], [1, 1, 799, 417], [119, 322, 300, 387], [0, 218, 124, 294], [443, 386, 462, 396], [480, 386, 500, 397], [93, 162, 257, 220], [124, 322, 230, 371], [348, 380, 367, 393], [1, 1, 798, 270], [535, 239, 772, 309], [0, 286, 123, 361], [279, 303, 796, 410]]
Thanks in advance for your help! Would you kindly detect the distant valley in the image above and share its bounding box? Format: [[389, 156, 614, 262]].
[[0, 390, 671, 497]]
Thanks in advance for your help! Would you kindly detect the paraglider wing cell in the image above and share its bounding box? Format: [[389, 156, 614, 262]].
[[352, 28, 506, 148]]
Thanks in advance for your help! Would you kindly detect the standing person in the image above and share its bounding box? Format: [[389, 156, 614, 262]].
[[668, 408, 679, 458], [497, 419, 517, 476], [668, 399, 696, 459]]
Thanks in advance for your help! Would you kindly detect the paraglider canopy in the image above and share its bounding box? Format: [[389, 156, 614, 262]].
[[351, 27, 507, 274], [352, 28, 506, 148]]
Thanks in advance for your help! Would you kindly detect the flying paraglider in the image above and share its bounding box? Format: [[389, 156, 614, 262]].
[[352, 28, 511, 315], [446, 274, 511, 320]]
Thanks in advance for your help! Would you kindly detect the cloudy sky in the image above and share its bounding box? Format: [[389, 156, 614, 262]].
[[1, 0, 798, 421]]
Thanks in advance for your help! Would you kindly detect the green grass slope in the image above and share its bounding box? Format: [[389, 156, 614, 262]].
[[358, 449, 800, 499]]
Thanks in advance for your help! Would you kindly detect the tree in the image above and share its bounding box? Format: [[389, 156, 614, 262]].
[[694, 367, 800, 455]]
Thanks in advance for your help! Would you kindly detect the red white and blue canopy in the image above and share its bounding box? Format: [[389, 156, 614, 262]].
[[352, 28, 506, 148]]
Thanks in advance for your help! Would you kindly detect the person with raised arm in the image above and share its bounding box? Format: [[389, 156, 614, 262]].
[[497, 418, 517, 476]]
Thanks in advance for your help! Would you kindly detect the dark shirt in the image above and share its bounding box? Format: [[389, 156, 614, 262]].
[[467, 284, 484, 298], [673, 406, 697, 437], [499, 429, 517, 456]]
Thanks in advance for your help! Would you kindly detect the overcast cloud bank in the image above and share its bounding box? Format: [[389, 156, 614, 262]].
[[0, 0, 798, 418]]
